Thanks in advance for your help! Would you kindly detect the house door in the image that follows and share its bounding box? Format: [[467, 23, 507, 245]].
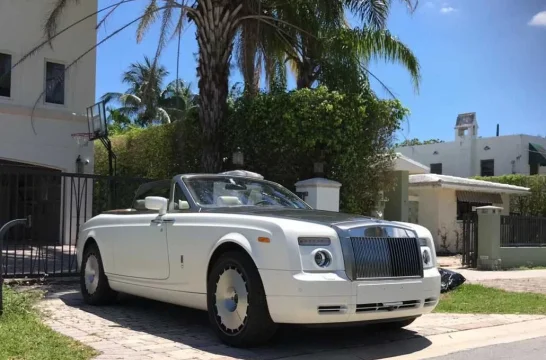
[[0, 160, 61, 244]]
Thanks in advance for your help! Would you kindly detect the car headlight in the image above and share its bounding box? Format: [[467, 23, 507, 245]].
[[312, 249, 332, 268], [419, 238, 434, 269]]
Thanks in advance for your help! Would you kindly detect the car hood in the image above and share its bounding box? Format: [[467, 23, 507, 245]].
[[201, 207, 377, 226]]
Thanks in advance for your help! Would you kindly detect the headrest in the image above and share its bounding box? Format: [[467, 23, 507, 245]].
[[216, 196, 243, 206]]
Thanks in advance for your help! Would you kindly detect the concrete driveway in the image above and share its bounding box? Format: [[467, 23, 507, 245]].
[[37, 283, 546, 360]]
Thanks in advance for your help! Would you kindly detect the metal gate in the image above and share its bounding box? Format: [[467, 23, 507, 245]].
[[0, 164, 151, 278], [461, 213, 479, 267]]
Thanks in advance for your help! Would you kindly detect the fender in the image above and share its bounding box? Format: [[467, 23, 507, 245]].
[[207, 232, 266, 269]]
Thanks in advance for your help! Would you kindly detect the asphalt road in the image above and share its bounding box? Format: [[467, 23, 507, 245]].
[[428, 336, 546, 359]]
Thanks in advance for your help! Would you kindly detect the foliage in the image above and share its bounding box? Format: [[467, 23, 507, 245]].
[[102, 57, 197, 127], [0, 285, 96, 360], [395, 138, 445, 147], [472, 175, 546, 217], [96, 87, 405, 214], [436, 284, 546, 314], [223, 86, 406, 214], [95, 109, 202, 180], [41, 0, 420, 172]]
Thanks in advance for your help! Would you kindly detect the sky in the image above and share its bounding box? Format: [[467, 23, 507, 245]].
[[95, 0, 546, 143]]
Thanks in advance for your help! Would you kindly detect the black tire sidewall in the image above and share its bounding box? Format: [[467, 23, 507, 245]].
[[207, 251, 276, 347], [80, 244, 115, 305]]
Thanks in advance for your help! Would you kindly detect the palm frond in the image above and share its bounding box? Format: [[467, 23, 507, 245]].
[[156, 107, 172, 124], [44, 0, 82, 44], [136, 0, 159, 43], [352, 28, 420, 91]]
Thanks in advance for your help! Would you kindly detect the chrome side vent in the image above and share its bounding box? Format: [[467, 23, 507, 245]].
[[317, 305, 346, 314], [424, 297, 438, 307], [356, 300, 420, 313]]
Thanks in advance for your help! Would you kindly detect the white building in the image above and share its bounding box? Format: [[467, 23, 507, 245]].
[[396, 113, 546, 178], [0, 0, 97, 244]]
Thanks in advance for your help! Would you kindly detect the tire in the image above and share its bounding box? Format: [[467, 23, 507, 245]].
[[80, 243, 117, 305], [377, 317, 417, 331], [207, 251, 278, 347]]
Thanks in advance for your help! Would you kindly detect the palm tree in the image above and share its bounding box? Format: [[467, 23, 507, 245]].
[[235, 0, 420, 94], [43, 0, 418, 172], [102, 57, 197, 126], [102, 56, 171, 126]]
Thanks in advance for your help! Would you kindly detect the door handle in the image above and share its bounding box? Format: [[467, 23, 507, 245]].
[[151, 218, 175, 224]]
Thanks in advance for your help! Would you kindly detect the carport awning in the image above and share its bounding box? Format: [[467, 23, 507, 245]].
[[529, 143, 546, 166], [456, 191, 503, 204]]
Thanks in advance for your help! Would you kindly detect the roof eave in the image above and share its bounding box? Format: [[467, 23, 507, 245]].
[[409, 181, 530, 195]]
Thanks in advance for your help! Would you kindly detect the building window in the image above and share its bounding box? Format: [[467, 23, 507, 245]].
[[0, 53, 11, 97], [430, 163, 442, 174], [45, 61, 65, 104], [480, 159, 494, 177]]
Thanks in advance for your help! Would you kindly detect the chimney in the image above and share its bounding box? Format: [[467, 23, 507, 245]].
[[496, 124, 499, 137]]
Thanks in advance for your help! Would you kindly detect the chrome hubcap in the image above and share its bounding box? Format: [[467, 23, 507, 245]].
[[84, 254, 100, 295], [215, 266, 248, 334]]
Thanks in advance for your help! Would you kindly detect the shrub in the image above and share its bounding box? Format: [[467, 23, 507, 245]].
[[473, 175, 546, 216], [95, 87, 406, 214], [223, 87, 406, 214]]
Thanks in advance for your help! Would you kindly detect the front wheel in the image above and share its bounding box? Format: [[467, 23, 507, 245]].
[[207, 251, 278, 347], [80, 243, 117, 305]]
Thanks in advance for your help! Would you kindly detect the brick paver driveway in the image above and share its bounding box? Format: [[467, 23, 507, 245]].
[[38, 283, 545, 360]]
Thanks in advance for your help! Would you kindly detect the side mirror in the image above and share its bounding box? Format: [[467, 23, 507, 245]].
[[145, 196, 168, 215]]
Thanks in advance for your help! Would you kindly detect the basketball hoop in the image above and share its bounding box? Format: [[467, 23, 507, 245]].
[[71, 133, 91, 147]]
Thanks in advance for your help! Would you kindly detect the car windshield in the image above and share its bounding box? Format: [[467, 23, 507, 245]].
[[183, 176, 311, 209]]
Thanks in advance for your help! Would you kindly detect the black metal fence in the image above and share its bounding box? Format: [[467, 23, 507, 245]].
[[461, 213, 479, 267], [0, 164, 151, 278], [501, 215, 546, 247]]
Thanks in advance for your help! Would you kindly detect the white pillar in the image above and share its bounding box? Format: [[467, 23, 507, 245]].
[[295, 178, 341, 212]]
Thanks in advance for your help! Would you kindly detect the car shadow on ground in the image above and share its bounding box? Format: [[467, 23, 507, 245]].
[[50, 286, 432, 359]]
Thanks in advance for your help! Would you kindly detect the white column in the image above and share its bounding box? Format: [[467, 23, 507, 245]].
[[295, 178, 341, 212]]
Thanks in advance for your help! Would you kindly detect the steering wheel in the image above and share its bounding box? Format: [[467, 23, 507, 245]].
[[254, 200, 270, 206]]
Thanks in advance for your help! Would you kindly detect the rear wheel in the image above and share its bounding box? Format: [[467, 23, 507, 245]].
[[207, 251, 278, 347], [80, 243, 117, 305]]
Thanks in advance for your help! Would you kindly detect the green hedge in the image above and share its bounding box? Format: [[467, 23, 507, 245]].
[[95, 110, 202, 179], [473, 175, 546, 216], [95, 87, 406, 214]]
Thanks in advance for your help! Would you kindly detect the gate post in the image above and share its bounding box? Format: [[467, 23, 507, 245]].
[[295, 178, 342, 212], [476, 206, 503, 270]]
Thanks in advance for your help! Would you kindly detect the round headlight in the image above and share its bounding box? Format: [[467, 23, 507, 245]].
[[314, 250, 331, 268], [422, 248, 432, 267]]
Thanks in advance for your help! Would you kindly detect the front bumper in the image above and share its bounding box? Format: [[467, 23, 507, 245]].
[[259, 268, 441, 324]]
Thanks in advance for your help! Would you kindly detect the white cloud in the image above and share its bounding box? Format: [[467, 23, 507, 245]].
[[528, 11, 546, 27], [440, 6, 456, 14]]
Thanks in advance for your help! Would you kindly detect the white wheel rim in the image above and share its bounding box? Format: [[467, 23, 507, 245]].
[[84, 254, 100, 295], [215, 266, 249, 334]]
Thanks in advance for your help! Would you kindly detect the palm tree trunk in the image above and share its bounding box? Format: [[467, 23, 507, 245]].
[[193, 0, 242, 172], [296, 61, 316, 89]]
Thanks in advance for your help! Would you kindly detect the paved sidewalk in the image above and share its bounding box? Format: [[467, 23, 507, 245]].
[[38, 284, 546, 360]]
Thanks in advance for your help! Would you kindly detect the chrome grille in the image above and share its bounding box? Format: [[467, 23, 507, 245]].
[[350, 237, 423, 279]]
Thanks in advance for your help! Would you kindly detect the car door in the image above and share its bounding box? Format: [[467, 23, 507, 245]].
[[113, 180, 171, 280], [161, 182, 207, 292]]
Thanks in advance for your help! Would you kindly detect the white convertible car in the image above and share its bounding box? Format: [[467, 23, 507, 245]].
[[77, 173, 441, 347]]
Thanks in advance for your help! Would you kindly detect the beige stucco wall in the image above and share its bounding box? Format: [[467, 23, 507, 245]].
[[411, 186, 511, 254], [500, 248, 546, 268]]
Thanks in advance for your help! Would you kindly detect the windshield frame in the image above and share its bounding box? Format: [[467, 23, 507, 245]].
[[179, 174, 312, 210]]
